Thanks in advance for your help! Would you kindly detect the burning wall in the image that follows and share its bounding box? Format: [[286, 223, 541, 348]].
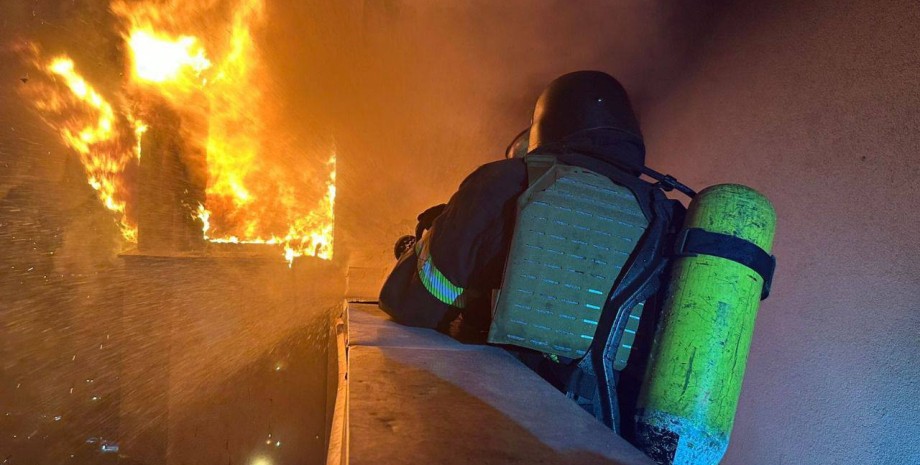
[[3, 2, 343, 462], [20, 0, 336, 264]]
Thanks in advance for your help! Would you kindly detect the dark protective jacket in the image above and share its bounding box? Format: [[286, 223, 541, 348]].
[[378, 139, 669, 334], [379, 158, 528, 332]]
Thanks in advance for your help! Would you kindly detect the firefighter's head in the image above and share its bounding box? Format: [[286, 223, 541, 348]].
[[528, 71, 645, 167]]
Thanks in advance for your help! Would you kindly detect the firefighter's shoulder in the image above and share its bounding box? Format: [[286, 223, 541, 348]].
[[455, 158, 527, 193]]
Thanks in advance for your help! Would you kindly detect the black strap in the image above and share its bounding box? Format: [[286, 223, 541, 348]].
[[567, 367, 598, 401], [587, 187, 676, 430], [639, 168, 697, 198], [544, 143, 698, 199], [675, 228, 776, 300]]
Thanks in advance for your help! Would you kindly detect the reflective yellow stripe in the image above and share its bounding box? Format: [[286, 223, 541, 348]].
[[415, 234, 468, 308]]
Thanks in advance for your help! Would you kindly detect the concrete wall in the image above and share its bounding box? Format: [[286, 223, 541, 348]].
[[641, 1, 920, 463], [117, 256, 343, 465]]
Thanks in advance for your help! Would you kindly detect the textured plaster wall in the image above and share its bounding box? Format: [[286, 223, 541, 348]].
[[641, 1, 920, 463]]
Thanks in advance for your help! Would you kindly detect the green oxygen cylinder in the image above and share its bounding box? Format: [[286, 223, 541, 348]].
[[635, 184, 776, 465]]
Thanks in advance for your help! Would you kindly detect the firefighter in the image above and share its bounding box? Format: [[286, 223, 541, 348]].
[[379, 70, 656, 340], [380, 72, 776, 463]]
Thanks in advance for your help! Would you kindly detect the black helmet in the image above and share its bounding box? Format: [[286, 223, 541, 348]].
[[529, 71, 644, 166]]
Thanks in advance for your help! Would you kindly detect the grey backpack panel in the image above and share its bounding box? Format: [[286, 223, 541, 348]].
[[488, 163, 649, 359]]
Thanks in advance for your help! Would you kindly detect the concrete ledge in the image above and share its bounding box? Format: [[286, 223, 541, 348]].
[[326, 316, 348, 465], [344, 303, 653, 465]]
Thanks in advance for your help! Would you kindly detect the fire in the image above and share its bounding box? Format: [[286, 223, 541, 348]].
[[21, 0, 336, 263], [197, 153, 336, 264], [128, 30, 211, 85], [25, 54, 139, 241]]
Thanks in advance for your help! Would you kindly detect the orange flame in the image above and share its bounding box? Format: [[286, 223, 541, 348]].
[[25, 53, 140, 241], [128, 30, 211, 86], [23, 0, 336, 263]]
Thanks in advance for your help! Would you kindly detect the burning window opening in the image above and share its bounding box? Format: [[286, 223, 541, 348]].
[[20, 0, 335, 265]]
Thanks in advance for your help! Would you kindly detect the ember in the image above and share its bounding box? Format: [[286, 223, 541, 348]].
[[22, 0, 335, 263]]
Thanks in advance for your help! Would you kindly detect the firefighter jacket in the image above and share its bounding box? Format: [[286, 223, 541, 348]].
[[379, 158, 527, 332]]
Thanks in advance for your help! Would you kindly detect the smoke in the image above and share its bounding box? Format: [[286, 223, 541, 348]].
[[0, 1, 730, 463], [252, 0, 728, 267]]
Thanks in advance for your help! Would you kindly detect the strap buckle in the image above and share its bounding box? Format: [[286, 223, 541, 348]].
[[642, 170, 697, 198]]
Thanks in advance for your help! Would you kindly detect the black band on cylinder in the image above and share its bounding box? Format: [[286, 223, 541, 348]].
[[674, 228, 776, 300]]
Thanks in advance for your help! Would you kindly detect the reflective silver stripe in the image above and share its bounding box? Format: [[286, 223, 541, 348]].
[[415, 233, 468, 308]]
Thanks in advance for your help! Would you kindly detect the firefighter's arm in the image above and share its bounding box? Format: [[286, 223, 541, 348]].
[[379, 241, 460, 329]]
